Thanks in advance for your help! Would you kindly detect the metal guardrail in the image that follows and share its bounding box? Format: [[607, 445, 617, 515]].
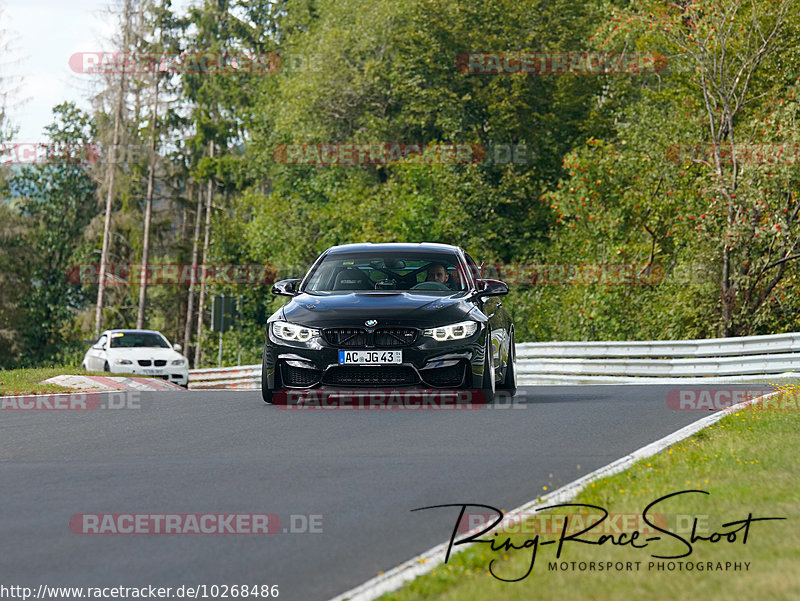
[[189, 332, 800, 388], [518, 353, 800, 376], [516, 332, 800, 384], [189, 365, 260, 389], [517, 332, 800, 358]]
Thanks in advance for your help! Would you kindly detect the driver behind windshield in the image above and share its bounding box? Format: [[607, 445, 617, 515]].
[[425, 263, 455, 290], [425, 263, 451, 287]]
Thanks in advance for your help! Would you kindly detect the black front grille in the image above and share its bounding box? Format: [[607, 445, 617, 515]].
[[323, 327, 418, 348], [283, 364, 322, 387], [138, 360, 152, 366], [422, 363, 466, 387], [323, 328, 368, 347], [154, 360, 167, 367], [374, 328, 417, 346], [322, 366, 419, 386]]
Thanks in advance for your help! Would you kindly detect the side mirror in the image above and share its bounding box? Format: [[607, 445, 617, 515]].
[[273, 278, 301, 297], [474, 278, 509, 298], [173, 343, 182, 352]]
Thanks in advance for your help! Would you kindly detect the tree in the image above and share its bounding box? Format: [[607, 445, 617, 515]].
[[135, 0, 182, 328], [181, 0, 281, 365], [95, 0, 135, 335], [543, 0, 800, 339], [8, 103, 98, 363], [609, 0, 800, 336]]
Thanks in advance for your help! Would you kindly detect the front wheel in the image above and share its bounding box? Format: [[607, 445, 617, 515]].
[[481, 342, 495, 404], [498, 329, 517, 397], [103, 361, 110, 372]]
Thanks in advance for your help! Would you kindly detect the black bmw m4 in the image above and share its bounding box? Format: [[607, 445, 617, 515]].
[[261, 242, 516, 403]]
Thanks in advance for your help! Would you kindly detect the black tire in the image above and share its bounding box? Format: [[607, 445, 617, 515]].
[[103, 361, 110, 372], [498, 329, 517, 397], [261, 350, 275, 404], [481, 341, 495, 404]]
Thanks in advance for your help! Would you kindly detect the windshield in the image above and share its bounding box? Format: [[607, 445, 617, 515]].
[[303, 251, 469, 294], [109, 332, 171, 348]]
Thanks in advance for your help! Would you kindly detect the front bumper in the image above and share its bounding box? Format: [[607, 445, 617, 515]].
[[263, 328, 488, 390], [108, 363, 189, 387]]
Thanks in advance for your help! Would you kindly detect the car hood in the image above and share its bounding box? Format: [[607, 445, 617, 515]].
[[278, 292, 480, 328], [106, 347, 186, 362]]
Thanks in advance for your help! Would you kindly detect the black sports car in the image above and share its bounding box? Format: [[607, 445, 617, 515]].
[[261, 242, 516, 404]]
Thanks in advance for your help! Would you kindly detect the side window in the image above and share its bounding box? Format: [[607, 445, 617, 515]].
[[464, 253, 481, 283], [96, 335, 107, 349]]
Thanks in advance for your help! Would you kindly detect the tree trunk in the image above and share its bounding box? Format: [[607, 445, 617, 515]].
[[94, 0, 132, 336], [136, 70, 160, 329], [194, 141, 214, 368], [183, 182, 201, 362]]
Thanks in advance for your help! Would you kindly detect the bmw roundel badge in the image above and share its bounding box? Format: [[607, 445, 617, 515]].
[[365, 319, 378, 327]]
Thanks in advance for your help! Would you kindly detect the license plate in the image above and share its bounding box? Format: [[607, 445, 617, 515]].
[[143, 369, 163, 375], [338, 350, 402, 365]]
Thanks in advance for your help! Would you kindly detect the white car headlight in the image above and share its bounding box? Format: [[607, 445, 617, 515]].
[[114, 359, 133, 365], [423, 321, 479, 341], [171, 359, 186, 366], [272, 321, 320, 343]]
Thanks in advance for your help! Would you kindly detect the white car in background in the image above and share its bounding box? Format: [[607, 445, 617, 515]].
[[82, 329, 189, 387]]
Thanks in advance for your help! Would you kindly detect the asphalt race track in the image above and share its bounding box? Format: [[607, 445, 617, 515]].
[[0, 384, 776, 600]]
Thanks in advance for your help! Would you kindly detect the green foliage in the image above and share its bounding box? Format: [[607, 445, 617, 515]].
[[3, 103, 98, 366]]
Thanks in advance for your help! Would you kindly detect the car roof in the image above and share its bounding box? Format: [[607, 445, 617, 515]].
[[325, 242, 463, 254], [105, 329, 166, 336]]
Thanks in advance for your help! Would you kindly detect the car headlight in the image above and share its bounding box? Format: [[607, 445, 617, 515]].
[[423, 321, 479, 341], [171, 359, 186, 366], [272, 321, 320, 343], [114, 359, 133, 365]]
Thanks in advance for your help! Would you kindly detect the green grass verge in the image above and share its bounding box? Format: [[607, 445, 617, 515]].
[[378, 384, 800, 601], [0, 367, 135, 395]]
